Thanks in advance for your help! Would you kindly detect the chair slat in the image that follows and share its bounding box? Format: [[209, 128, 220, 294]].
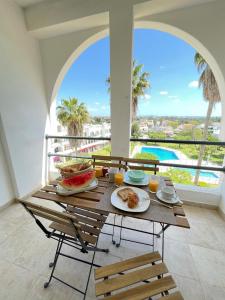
[[80, 223, 100, 236], [49, 222, 97, 245], [158, 291, 184, 300], [96, 262, 168, 296], [92, 155, 123, 161], [95, 251, 161, 280], [123, 158, 159, 165], [20, 200, 79, 225], [93, 162, 124, 169], [128, 165, 159, 172], [29, 208, 72, 227], [69, 207, 107, 222], [102, 276, 176, 300], [74, 214, 104, 229]]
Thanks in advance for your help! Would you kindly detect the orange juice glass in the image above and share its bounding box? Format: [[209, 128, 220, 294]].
[[149, 176, 159, 193], [95, 166, 103, 178], [114, 173, 124, 185]]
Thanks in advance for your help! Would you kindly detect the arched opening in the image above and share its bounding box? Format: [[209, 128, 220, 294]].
[[45, 21, 225, 189]]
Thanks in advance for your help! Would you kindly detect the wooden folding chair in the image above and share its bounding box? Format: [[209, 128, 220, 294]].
[[95, 251, 183, 300], [92, 155, 125, 170], [123, 157, 159, 174], [19, 199, 109, 300]]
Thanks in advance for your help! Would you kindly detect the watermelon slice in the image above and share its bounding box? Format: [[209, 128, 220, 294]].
[[58, 170, 95, 190]]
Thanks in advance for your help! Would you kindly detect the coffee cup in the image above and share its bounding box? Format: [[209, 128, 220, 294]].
[[106, 168, 117, 183], [161, 186, 175, 200]]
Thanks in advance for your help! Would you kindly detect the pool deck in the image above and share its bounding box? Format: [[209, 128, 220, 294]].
[[132, 145, 220, 184]]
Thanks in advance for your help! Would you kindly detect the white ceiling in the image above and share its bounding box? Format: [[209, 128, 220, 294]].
[[14, 0, 45, 8]]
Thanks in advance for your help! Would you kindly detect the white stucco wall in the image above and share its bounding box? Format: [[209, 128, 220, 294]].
[[39, 26, 108, 103], [0, 134, 14, 207], [0, 0, 47, 198]]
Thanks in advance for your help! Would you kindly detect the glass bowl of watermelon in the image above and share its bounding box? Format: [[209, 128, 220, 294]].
[[57, 169, 97, 194], [57, 160, 92, 179]]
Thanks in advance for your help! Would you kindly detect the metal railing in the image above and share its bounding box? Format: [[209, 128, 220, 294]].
[[46, 134, 225, 174]]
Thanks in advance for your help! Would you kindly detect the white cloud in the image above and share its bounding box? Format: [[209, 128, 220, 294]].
[[168, 95, 178, 99], [140, 94, 151, 101], [95, 101, 100, 105], [188, 80, 199, 88], [144, 94, 151, 100], [160, 91, 168, 95]]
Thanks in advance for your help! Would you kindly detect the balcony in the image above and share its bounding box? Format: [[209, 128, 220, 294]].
[[1, 0, 225, 299]]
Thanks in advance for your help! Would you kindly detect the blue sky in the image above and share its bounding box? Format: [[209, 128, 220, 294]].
[[57, 29, 221, 117]]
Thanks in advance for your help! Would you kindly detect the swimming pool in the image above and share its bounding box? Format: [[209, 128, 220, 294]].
[[141, 146, 179, 161], [181, 168, 219, 179], [140, 146, 219, 179]]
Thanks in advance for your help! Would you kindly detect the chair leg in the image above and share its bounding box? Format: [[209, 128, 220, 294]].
[[82, 249, 97, 300], [116, 215, 123, 247], [48, 237, 61, 268], [44, 237, 64, 288], [112, 214, 116, 245]]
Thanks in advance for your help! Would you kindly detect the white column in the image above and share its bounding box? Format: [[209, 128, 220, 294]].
[[110, 3, 133, 157]]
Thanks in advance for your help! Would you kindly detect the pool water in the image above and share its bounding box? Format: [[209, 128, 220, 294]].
[[180, 168, 219, 179], [141, 146, 219, 179], [141, 147, 179, 161]]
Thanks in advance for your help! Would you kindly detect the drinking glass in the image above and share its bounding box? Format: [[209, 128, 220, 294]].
[[149, 175, 159, 193], [114, 173, 124, 186], [95, 166, 103, 178]]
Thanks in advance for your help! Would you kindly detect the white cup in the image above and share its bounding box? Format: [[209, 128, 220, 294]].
[[161, 186, 175, 200], [106, 168, 117, 183]]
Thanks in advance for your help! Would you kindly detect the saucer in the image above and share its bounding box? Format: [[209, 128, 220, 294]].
[[156, 190, 180, 205]]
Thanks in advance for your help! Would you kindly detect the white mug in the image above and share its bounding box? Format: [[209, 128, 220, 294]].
[[106, 168, 117, 183], [161, 186, 175, 200]]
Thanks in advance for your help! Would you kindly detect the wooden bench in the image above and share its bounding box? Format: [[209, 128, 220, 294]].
[[95, 251, 183, 300]]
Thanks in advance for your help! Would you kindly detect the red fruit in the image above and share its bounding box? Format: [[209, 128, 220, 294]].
[[59, 170, 95, 190]]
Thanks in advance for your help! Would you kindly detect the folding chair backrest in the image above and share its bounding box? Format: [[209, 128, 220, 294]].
[[123, 157, 159, 174], [20, 199, 80, 230], [92, 155, 125, 170]]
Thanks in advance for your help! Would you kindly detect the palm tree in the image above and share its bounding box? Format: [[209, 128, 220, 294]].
[[107, 60, 150, 121], [57, 98, 89, 152], [194, 52, 220, 184]]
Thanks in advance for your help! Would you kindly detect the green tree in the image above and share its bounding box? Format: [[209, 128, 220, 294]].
[[161, 168, 192, 185], [57, 98, 89, 152], [107, 60, 150, 120], [148, 131, 166, 140], [131, 122, 141, 138], [134, 152, 157, 161], [194, 52, 221, 184]]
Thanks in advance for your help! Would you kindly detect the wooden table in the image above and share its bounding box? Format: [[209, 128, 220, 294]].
[[33, 176, 190, 259]]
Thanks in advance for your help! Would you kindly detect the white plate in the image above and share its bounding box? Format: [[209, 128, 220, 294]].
[[123, 173, 149, 186], [56, 179, 98, 196], [156, 190, 180, 205], [111, 186, 150, 213]]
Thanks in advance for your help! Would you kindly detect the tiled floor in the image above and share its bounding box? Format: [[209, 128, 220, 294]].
[[0, 200, 225, 300]]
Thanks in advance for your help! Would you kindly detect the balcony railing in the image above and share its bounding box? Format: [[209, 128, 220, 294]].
[[46, 135, 225, 187]]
